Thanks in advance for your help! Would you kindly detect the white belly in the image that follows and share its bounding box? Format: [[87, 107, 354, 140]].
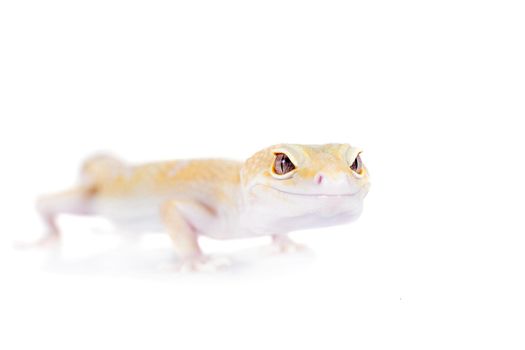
[[91, 196, 165, 233], [90, 195, 241, 238]]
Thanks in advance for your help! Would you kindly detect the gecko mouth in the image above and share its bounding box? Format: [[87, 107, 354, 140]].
[[265, 186, 362, 198]]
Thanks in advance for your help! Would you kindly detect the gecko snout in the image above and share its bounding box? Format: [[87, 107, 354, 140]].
[[313, 171, 352, 189]]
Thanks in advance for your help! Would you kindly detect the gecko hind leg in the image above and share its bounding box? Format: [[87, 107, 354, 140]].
[[32, 187, 94, 245], [160, 200, 230, 272]]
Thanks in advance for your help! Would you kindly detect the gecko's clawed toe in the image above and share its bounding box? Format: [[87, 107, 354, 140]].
[[14, 231, 61, 250], [270, 240, 307, 254], [175, 255, 231, 273]]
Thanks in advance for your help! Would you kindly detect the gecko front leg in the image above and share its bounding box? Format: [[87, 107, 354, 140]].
[[160, 200, 229, 272]]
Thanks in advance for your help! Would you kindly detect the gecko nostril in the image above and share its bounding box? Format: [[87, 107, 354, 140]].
[[315, 174, 324, 185]]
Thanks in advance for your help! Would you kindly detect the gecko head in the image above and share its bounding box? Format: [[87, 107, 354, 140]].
[[240, 144, 370, 229]]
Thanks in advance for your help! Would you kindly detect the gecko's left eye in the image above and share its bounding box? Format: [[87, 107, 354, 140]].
[[350, 154, 363, 174], [273, 153, 296, 175]]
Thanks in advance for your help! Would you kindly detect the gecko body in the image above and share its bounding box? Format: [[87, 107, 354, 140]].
[[37, 144, 370, 270]]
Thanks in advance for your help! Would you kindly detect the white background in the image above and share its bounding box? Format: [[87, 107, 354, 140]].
[[1, 0, 524, 349]]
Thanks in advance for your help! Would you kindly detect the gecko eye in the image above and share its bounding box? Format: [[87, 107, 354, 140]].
[[273, 153, 296, 175], [350, 154, 363, 174]]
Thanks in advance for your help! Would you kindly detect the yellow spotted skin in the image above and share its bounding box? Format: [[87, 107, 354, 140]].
[[84, 157, 242, 198]]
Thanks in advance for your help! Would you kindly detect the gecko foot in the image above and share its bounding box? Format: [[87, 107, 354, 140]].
[[14, 231, 61, 250], [160, 255, 231, 273], [270, 235, 306, 254], [179, 255, 231, 273]]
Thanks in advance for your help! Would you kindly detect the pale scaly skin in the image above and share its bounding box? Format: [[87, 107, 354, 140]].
[[36, 144, 370, 271]]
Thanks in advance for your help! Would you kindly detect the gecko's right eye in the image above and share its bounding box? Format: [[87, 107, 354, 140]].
[[273, 153, 296, 176], [349, 153, 364, 175]]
